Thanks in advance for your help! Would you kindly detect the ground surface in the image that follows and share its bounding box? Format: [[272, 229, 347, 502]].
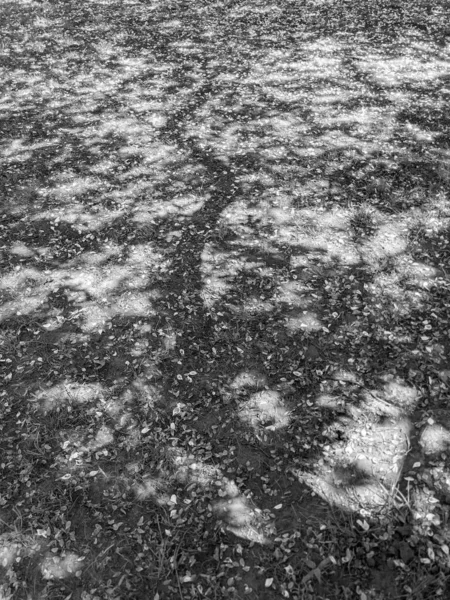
[[1, 0, 450, 598]]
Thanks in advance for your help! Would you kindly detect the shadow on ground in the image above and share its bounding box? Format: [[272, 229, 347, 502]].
[[1, 0, 450, 598]]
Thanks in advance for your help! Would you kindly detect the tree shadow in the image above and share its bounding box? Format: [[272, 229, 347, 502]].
[[1, 0, 450, 596]]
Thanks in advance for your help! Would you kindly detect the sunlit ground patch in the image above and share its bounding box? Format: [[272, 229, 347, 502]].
[[420, 423, 450, 454], [0, 533, 44, 569], [377, 376, 419, 414], [200, 244, 241, 306], [131, 441, 274, 543], [411, 486, 447, 530], [297, 379, 418, 514], [40, 552, 85, 580], [238, 390, 291, 431], [0, 267, 48, 321], [230, 370, 267, 391], [277, 280, 316, 309], [420, 411, 450, 455], [1, 0, 450, 596], [214, 496, 273, 545], [285, 310, 323, 332], [32, 381, 106, 413], [134, 474, 168, 502], [360, 221, 408, 266], [241, 295, 276, 315], [358, 53, 450, 87]]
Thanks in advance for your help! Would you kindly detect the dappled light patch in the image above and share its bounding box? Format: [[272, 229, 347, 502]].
[[134, 475, 167, 502], [9, 242, 35, 258], [78, 304, 113, 333], [0, 531, 45, 595], [230, 370, 267, 391], [102, 393, 128, 419], [32, 381, 105, 413], [241, 295, 276, 316], [411, 487, 444, 529], [0, 533, 44, 569], [1, 0, 450, 597], [370, 270, 427, 311], [238, 390, 290, 431], [316, 393, 345, 411], [277, 280, 315, 309], [419, 410, 450, 457], [298, 379, 418, 514], [214, 496, 273, 545], [296, 228, 360, 268], [43, 256, 160, 325], [297, 471, 388, 513], [403, 260, 442, 288], [0, 542, 17, 570], [285, 310, 323, 333], [40, 552, 84, 580], [131, 440, 274, 545], [358, 53, 450, 87], [420, 423, 450, 454], [0, 266, 47, 304], [200, 245, 240, 306], [177, 459, 221, 489], [168, 194, 206, 217], [87, 424, 114, 451], [0, 292, 44, 322], [265, 206, 297, 228], [360, 221, 408, 265], [120, 378, 158, 412], [426, 466, 450, 506], [112, 290, 154, 317], [50, 174, 102, 203], [327, 368, 363, 385], [73, 244, 121, 267], [379, 377, 419, 413]]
